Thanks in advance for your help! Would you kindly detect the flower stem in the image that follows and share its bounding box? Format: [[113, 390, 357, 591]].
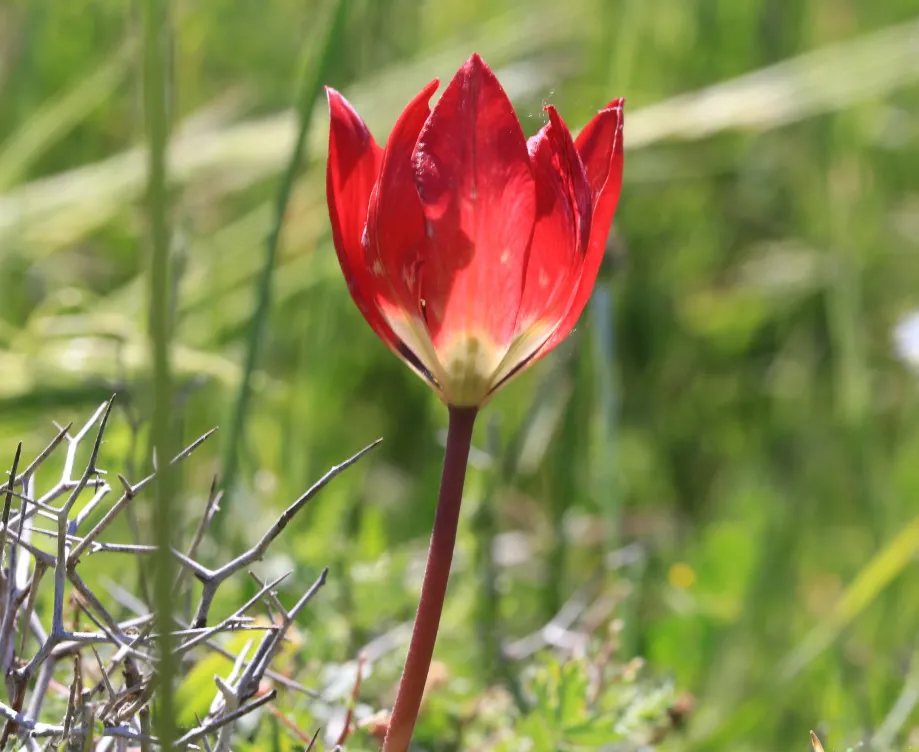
[[383, 405, 478, 752]]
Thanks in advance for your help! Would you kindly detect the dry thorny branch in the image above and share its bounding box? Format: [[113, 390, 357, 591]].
[[0, 397, 380, 750]]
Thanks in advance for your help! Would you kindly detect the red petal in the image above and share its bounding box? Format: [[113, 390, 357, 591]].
[[362, 80, 449, 388], [412, 53, 537, 351], [577, 98, 625, 203], [364, 80, 439, 316], [517, 106, 592, 330], [538, 98, 624, 353], [325, 87, 399, 349]]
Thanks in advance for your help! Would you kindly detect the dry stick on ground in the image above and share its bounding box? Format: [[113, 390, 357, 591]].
[[187, 438, 381, 629], [100, 580, 319, 699], [0, 402, 377, 749], [11, 400, 114, 684], [203, 569, 328, 752]]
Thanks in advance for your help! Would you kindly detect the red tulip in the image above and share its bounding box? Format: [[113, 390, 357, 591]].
[[326, 53, 623, 407]]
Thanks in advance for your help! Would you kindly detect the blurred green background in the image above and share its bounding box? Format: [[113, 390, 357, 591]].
[[2, 0, 919, 749]]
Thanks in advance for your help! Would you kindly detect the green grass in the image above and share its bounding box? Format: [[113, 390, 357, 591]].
[[142, 0, 178, 745], [2, 0, 919, 749]]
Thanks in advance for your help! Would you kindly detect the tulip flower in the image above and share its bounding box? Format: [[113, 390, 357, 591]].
[[325, 53, 623, 752]]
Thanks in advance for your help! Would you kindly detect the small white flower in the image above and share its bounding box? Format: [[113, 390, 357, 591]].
[[893, 309, 919, 372]]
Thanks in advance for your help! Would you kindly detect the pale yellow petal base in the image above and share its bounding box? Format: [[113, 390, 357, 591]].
[[380, 304, 555, 407]]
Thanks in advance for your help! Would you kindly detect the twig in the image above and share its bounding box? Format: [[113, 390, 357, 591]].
[[0, 424, 71, 496], [236, 569, 327, 703], [176, 572, 289, 655], [0, 402, 353, 750], [334, 653, 366, 746], [190, 440, 379, 628], [172, 690, 277, 748], [174, 477, 222, 599], [0, 443, 22, 566], [67, 429, 216, 566]]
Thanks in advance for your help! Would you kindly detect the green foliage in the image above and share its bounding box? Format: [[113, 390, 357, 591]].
[[503, 652, 675, 751]]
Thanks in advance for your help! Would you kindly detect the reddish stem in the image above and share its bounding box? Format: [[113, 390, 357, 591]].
[[382, 405, 478, 752]]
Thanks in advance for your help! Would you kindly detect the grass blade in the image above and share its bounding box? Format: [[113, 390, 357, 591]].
[[142, 0, 177, 746], [0, 40, 135, 191], [218, 0, 349, 520]]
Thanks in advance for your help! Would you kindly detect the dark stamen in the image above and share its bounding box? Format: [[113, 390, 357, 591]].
[[398, 342, 441, 390]]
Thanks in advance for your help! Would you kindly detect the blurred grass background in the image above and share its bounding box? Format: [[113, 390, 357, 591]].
[[2, 0, 919, 749]]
